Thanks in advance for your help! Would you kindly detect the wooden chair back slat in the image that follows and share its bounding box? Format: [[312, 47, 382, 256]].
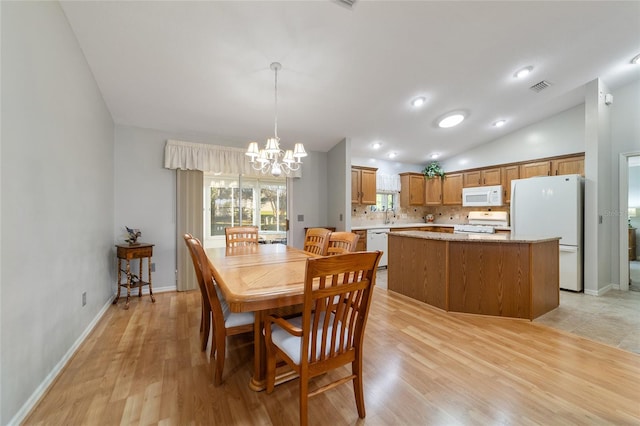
[[303, 227, 332, 255], [225, 226, 259, 248]]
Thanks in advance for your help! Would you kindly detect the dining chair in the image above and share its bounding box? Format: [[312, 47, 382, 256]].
[[183, 234, 211, 352], [302, 227, 332, 256], [326, 232, 360, 256], [187, 237, 255, 385], [225, 225, 259, 248], [264, 251, 383, 425]]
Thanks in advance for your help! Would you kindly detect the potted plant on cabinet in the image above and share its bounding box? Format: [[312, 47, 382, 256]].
[[423, 161, 445, 179]]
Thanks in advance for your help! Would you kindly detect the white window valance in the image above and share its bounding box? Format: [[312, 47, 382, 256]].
[[163, 139, 302, 178], [376, 173, 401, 193]]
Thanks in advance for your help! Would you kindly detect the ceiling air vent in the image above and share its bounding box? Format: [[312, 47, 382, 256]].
[[334, 0, 357, 9], [530, 80, 551, 93]]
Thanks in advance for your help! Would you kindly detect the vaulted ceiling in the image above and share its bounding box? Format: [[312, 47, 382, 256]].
[[60, 1, 640, 165]]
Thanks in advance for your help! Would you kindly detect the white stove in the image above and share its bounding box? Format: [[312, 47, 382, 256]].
[[453, 211, 509, 235]]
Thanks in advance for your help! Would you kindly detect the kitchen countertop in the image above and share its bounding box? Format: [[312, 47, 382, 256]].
[[389, 230, 557, 243], [351, 223, 511, 231]]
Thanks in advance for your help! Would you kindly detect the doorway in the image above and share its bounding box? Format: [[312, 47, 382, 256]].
[[619, 153, 640, 291]]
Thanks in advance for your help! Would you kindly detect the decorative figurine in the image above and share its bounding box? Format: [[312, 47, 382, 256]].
[[125, 226, 142, 245]]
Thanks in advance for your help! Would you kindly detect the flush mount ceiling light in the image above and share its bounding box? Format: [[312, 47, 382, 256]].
[[493, 119, 507, 128], [430, 153, 440, 159], [371, 142, 382, 149], [388, 152, 397, 159], [631, 53, 640, 65], [411, 96, 426, 107], [438, 112, 466, 128], [246, 62, 307, 177], [514, 66, 533, 79]]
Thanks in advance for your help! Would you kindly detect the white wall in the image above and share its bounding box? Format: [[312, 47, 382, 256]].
[[115, 125, 329, 284], [351, 156, 423, 175], [328, 138, 349, 231], [1, 2, 114, 423], [440, 105, 585, 171], [290, 151, 328, 248]]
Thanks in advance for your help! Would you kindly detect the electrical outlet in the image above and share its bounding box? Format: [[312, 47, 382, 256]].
[[82, 292, 87, 307], [151, 262, 156, 272]]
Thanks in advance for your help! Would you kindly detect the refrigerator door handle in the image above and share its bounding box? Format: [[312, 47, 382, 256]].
[[510, 182, 516, 232]]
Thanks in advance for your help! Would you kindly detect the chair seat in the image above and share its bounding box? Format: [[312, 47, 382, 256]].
[[226, 311, 255, 328], [269, 312, 345, 365]]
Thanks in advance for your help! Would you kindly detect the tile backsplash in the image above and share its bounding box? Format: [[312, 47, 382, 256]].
[[351, 204, 509, 227]]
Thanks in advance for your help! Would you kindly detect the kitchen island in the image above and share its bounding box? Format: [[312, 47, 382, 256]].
[[387, 231, 560, 320]]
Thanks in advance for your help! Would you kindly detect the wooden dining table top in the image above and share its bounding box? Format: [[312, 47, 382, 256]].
[[206, 244, 315, 312]]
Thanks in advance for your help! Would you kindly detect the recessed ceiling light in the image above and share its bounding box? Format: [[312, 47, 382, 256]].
[[411, 96, 426, 107], [493, 120, 507, 128], [388, 152, 397, 159], [371, 142, 382, 149], [438, 113, 465, 128], [430, 153, 439, 159], [631, 54, 640, 65], [514, 66, 533, 79]]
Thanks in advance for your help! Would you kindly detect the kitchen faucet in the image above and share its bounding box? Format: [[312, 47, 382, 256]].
[[384, 208, 395, 224]]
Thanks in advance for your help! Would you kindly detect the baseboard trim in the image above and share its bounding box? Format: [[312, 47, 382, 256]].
[[7, 296, 114, 426], [584, 283, 614, 296]]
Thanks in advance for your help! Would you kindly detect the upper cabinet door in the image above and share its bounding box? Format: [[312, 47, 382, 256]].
[[442, 173, 463, 205], [360, 168, 377, 204], [519, 161, 551, 179], [481, 168, 501, 186], [501, 165, 519, 204], [463, 171, 482, 187], [351, 166, 378, 205], [400, 173, 425, 206], [425, 177, 442, 205], [552, 155, 584, 177]]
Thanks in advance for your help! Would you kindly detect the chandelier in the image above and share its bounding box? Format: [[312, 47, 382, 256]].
[[245, 62, 307, 177]]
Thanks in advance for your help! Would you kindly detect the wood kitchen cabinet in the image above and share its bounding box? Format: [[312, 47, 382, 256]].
[[424, 177, 442, 205], [442, 173, 463, 205], [351, 166, 377, 205], [353, 230, 367, 251], [552, 155, 584, 177], [400, 172, 425, 206], [501, 165, 519, 204], [463, 168, 501, 187], [630, 228, 637, 261], [520, 161, 551, 179]]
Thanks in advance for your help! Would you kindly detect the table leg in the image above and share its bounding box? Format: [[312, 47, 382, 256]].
[[125, 260, 131, 310], [113, 259, 122, 305], [138, 258, 143, 297], [249, 311, 266, 391], [148, 255, 155, 303], [249, 310, 298, 392]]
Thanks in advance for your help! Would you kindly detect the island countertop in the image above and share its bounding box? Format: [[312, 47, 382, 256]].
[[392, 230, 559, 243]]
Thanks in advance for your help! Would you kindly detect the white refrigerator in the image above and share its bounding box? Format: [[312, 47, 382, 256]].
[[510, 174, 583, 291]]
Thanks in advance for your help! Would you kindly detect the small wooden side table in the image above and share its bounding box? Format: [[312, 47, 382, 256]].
[[114, 243, 155, 309]]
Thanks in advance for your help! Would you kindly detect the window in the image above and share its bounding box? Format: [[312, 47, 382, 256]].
[[371, 192, 396, 212], [204, 174, 287, 246]]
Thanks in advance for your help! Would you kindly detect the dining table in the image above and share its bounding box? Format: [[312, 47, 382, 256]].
[[206, 243, 315, 391]]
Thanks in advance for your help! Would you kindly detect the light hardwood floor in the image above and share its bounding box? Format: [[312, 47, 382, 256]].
[[25, 288, 640, 425]]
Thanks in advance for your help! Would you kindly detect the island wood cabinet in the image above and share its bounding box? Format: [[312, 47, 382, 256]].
[[387, 233, 559, 320], [424, 177, 442, 205], [442, 173, 463, 205], [463, 167, 501, 187], [351, 166, 377, 205], [400, 172, 425, 206]]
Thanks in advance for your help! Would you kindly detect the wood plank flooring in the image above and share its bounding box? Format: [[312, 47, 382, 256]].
[[25, 288, 640, 425]]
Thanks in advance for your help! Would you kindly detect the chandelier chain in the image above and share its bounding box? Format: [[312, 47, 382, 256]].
[[274, 64, 278, 140]]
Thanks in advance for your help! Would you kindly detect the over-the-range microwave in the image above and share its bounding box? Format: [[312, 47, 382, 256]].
[[462, 185, 503, 207]]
